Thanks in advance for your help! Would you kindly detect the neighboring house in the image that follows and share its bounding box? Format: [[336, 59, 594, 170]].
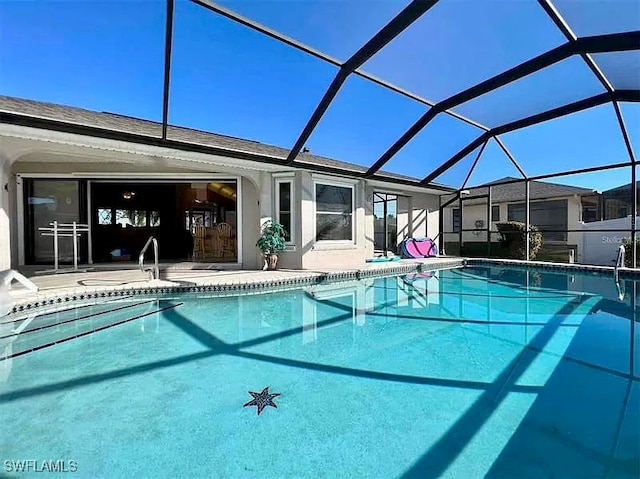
[[600, 182, 640, 220], [579, 182, 639, 266], [0, 96, 449, 271], [442, 177, 598, 253]]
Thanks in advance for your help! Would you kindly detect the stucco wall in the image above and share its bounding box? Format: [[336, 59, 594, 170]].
[[300, 172, 371, 269], [580, 216, 639, 266], [411, 193, 439, 239], [300, 179, 440, 268], [0, 155, 11, 270], [443, 195, 585, 246], [240, 176, 260, 270], [4, 147, 441, 270], [9, 156, 264, 269], [442, 202, 491, 243], [385, 192, 440, 241], [269, 172, 303, 270], [566, 196, 583, 253], [396, 196, 410, 247]]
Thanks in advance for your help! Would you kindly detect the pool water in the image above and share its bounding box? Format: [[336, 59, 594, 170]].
[[1, 266, 638, 478]]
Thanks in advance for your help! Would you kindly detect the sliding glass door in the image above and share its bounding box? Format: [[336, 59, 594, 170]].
[[373, 193, 398, 254], [91, 180, 238, 263], [24, 179, 86, 264]]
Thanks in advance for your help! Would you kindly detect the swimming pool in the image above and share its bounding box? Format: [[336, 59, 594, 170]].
[[1, 265, 638, 478]]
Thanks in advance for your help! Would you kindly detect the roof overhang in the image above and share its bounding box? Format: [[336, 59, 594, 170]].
[[0, 111, 454, 193]]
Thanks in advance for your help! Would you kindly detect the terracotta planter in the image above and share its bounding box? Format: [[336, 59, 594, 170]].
[[263, 254, 279, 271]]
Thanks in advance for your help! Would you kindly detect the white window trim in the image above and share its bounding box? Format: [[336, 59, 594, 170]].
[[313, 178, 356, 246], [274, 176, 295, 247]]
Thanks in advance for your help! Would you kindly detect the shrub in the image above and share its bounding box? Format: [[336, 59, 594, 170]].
[[496, 221, 542, 260], [256, 221, 287, 255], [621, 237, 639, 268]]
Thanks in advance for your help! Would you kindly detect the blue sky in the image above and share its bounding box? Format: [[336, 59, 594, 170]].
[[0, 0, 637, 191]]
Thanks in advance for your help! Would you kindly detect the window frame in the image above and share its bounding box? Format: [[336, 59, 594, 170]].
[[312, 177, 356, 245], [274, 175, 295, 246], [491, 205, 500, 222], [452, 208, 461, 233], [508, 199, 568, 242]]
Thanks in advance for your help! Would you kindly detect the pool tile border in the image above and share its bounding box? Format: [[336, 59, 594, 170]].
[[12, 256, 631, 320], [5, 260, 465, 319], [466, 257, 640, 278]]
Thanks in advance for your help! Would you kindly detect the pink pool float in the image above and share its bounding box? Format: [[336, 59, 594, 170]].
[[400, 237, 438, 258]]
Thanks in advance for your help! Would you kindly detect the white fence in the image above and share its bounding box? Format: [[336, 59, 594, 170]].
[[580, 216, 640, 266]]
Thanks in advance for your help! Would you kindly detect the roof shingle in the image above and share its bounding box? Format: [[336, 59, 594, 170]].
[[0, 95, 450, 188]]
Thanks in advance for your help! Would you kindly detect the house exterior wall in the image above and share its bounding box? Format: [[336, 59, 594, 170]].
[[396, 196, 410, 248], [300, 172, 371, 269], [411, 193, 440, 239], [8, 156, 262, 269], [566, 196, 583, 252], [443, 196, 582, 244], [271, 172, 302, 270], [0, 154, 11, 270], [580, 216, 639, 266], [285, 176, 441, 269], [241, 176, 260, 270], [442, 195, 584, 248], [0, 132, 442, 270]]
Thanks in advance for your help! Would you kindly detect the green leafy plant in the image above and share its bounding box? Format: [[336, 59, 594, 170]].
[[256, 221, 287, 255], [496, 221, 542, 260]]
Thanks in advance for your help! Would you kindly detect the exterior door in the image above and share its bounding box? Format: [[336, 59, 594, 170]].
[[373, 193, 398, 254], [24, 179, 86, 264]]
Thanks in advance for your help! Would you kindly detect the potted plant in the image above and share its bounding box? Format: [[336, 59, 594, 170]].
[[256, 220, 287, 270]]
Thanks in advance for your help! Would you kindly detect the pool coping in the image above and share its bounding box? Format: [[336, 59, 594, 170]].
[[465, 257, 640, 278], [5, 256, 639, 320], [4, 259, 464, 319]]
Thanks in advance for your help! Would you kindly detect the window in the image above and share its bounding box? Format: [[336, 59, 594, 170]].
[[98, 208, 112, 225], [275, 178, 294, 243], [315, 182, 354, 242], [604, 198, 630, 220], [491, 205, 500, 222], [99, 208, 158, 227], [150, 211, 161, 227], [115, 209, 147, 228], [452, 208, 461, 233], [508, 199, 568, 241]]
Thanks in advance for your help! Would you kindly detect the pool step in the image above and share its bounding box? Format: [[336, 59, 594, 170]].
[[0, 298, 153, 337], [0, 300, 181, 360]]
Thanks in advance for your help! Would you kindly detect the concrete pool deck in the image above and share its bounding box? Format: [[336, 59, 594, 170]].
[[7, 256, 637, 318], [4, 257, 464, 316]]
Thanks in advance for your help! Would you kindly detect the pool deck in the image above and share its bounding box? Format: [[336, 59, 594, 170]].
[[4, 257, 463, 316], [6, 256, 637, 318]]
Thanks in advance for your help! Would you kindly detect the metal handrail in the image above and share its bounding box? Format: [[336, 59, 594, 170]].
[[139, 236, 159, 280], [613, 244, 625, 300], [613, 244, 625, 279]]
